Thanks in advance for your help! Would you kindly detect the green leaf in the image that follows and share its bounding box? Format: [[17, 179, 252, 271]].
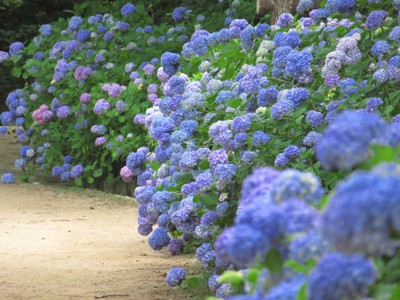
[[285, 259, 316, 274], [87, 176, 94, 184], [93, 169, 103, 178], [296, 283, 308, 300], [226, 98, 242, 109], [246, 269, 260, 285], [186, 276, 206, 288], [150, 160, 160, 171], [11, 67, 21, 78], [74, 178, 83, 186], [390, 284, 400, 300], [217, 270, 244, 286], [265, 248, 284, 274]]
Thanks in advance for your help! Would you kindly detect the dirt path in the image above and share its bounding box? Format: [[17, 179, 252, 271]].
[[0, 183, 199, 300]]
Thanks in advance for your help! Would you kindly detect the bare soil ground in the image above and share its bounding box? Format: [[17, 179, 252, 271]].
[[0, 133, 201, 300]]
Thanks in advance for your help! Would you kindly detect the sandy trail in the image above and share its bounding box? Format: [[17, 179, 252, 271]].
[[0, 183, 198, 300]]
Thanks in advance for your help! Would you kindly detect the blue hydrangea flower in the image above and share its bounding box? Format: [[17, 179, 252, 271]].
[[365, 10, 387, 30], [306, 110, 324, 127], [161, 52, 180, 76], [121, 3, 136, 16], [172, 7, 186, 22], [371, 40, 391, 57], [277, 13, 294, 28], [315, 110, 387, 170], [68, 16, 83, 31], [308, 253, 376, 300], [297, 0, 314, 14], [215, 224, 270, 267], [334, 0, 356, 13], [366, 97, 384, 112], [153, 191, 173, 213], [274, 153, 290, 167], [168, 238, 184, 255], [0, 51, 10, 63], [289, 230, 329, 263], [240, 26, 255, 51], [389, 26, 400, 44], [283, 145, 301, 159], [303, 131, 322, 146], [166, 267, 186, 286], [239, 66, 262, 94], [9, 42, 24, 56], [273, 31, 301, 48], [1, 173, 14, 184], [265, 278, 306, 300], [252, 130, 270, 147], [40, 24, 52, 36], [285, 50, 312, 78], [196, 243, 216, 266], [148, 227, 170, 251], [321, 169, 400, 256], [213, 163, 237, 184]]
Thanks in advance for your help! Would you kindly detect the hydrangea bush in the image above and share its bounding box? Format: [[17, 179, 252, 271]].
[[1, 0, 400, 299], [117, 0, 399, 299], [0, 1, 251, 189]]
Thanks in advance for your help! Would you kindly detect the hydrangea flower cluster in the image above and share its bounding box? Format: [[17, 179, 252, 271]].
[[2, 1, 400, 298]]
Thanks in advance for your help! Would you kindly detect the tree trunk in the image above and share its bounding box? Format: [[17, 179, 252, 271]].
[[270, 0, 297, 23], [257, 0, 323, 24]]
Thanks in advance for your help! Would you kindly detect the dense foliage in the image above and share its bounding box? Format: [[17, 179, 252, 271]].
[[1, 0, 400, 299], [0, 0, 254, 191]]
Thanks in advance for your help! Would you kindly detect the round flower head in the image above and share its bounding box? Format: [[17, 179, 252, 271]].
[[40, 24, 52, 36], [9, 42, 24, 56], [148, 227, 170, 251], [172, 7, 186, 23], [166, 267, 186, 286], [308, 253, 376, 300], [121, 3, 136, 16], [161, 52, 180, 76], [316, 110, 387, 170], [168, 238, 183, 255], [321, 168, 400, 256], [0, 51, 10, 63], [365, 10, 387, 30], [1, 173, 14, 184], [215, 224, 270, 267], [277, 13, 294, 28]]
